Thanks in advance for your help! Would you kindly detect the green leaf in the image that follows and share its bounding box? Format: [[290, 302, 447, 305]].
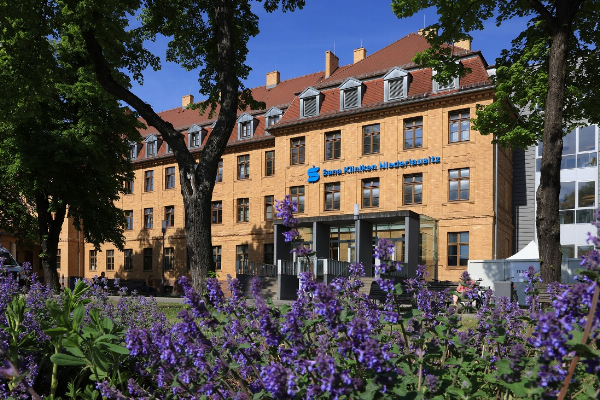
[[91, 347, 110, 373], [359, 381, 379, 400], [571, 343, 600, 358], [44, 327, 69, 337], [95, 334, 121, 343], [394, 282, 404, 296], [100, 317, 114, 332], [64, 346, 87, 359], [98, 342, 130, 355], [50, 353, 88, 366], [72, 304, 85, 328]]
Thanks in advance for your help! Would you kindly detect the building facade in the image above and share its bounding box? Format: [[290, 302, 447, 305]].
[[56, 32, 514, 286], [513, 125, 599, 259]]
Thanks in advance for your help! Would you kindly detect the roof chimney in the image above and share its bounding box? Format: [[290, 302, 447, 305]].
[[325, 51, 339, 78], [455, 39, 471, 51], [182, 94, 194, 108], [266, 71, 280, 88], [353, 47, 366, 63], [418, 27, 438, 37]]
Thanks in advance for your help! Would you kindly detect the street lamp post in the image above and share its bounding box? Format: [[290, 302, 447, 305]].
[[354, 204, 360, 262], [161, 220, 166, 296]]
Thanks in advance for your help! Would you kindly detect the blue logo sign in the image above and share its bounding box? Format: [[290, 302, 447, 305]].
[[307, 165, 320, 183], [307, 156, 441, 183]]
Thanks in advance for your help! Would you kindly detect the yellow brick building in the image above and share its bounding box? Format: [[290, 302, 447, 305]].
[[57, 32, 513, 287]]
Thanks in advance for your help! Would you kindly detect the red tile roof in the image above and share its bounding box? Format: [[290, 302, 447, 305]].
[[277, 55, 491, 128], [135, 32, 491, 155], [140, 70, 324, 136]]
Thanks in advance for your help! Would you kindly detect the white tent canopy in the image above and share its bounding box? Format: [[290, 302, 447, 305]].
[[506, 240, 539, 260]]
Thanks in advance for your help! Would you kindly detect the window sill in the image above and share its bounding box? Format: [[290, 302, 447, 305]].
[[446, 140, 472, 145], [444, 200, 474, 205], [446, 266, 468, 270]]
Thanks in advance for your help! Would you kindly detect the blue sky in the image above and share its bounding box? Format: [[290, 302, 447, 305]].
[[129, 1, 528, 113]]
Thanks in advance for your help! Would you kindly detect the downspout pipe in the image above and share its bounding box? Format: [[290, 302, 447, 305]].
[[494, 142, 498, 260]]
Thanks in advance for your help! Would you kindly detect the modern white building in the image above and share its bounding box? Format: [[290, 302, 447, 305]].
[[514, 124, 598, 258]]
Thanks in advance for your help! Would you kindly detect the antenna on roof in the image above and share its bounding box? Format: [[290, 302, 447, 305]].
[[424, 14, 426, 28], [334, 42, 335, 54], [361, 39, 363, 48]]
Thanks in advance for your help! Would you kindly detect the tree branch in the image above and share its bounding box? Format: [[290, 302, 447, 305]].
[[79, 28, 195, 170]]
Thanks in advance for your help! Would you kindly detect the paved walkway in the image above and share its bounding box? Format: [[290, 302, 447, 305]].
[[108, 295, 294, 306]]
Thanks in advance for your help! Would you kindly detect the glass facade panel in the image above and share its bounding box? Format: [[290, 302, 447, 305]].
[[559, 182, 576, 210], [563, 129, 576, 155], [578, 181, 595, 208], [579, 125, 596, 152], [576, 209, 594, 224]]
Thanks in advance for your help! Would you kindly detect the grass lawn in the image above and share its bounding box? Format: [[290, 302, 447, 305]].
[[158, 303, 187, 324]]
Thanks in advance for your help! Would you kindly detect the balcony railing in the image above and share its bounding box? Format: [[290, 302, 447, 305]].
[[235, 261, 277, 277]]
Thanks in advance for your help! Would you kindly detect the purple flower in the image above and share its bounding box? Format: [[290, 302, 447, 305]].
[[282, 228, 299, 243], [276, 195, 299, 226], [292, 246, 313, 257], [373, 238, 394, 261]]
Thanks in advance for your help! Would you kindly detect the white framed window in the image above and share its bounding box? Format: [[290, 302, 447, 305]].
[[129, 142, 140, 160], [145, 135, 157, 158], [383, 67, 410, 101], [237, 113, 255, 140], [536, 125, 598, 171], [264, 107, 283, 129], [432, 69, 459, 92], [559, 180, 596, 224], [339, 78, 362, 110], [188, 124, 204, 148], [299, 87, 322, 118]]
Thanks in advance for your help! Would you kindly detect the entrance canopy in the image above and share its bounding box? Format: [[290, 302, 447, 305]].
[[506, 241, 539, 260]]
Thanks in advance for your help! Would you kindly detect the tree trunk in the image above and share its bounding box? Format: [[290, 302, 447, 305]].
[[536, 23, 571, 284], [35, 191, 65, 291], [184, 0, 239, 293], [81, 0, 239, 293]]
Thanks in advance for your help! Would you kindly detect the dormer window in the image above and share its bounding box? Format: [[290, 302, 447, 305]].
[[188, 124, 204, 148], [237, 113, 256, 140], [145, 135, 157, 158], [339, 78, 363, 110], [130, 142, 140, 160], [384, 67, 410, 102], [432, 69, 459, 92], [265, 107, 283, 129], [299, 87, 322, 118], [241, 122, 251, 138]]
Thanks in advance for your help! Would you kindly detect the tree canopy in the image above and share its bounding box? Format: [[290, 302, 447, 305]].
[[0, 0, 304, 291], [0, 0, 141, 288], [392, 0, 600, 282]]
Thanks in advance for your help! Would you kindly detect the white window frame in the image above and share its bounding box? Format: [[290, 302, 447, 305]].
[[383, 67, 410, 102], [264, 107, 283, 129], [432, 69, 460, 93], [145, 135, 157, 158], [188, 124, 204, 148], [338, 78, 363, 110], [237, 113, 256, 140], [299, 87, 322, 118]]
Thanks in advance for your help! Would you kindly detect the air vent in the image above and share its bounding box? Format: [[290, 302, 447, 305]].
[[344, 88, 358, 108], [304, 97, 317, 117], [389, 79, 404, 100]]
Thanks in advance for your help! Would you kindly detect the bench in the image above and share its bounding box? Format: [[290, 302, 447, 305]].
[[368, 279, 458, 308], [368, 280, 413, 307], [534, 283, 576, 311]]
